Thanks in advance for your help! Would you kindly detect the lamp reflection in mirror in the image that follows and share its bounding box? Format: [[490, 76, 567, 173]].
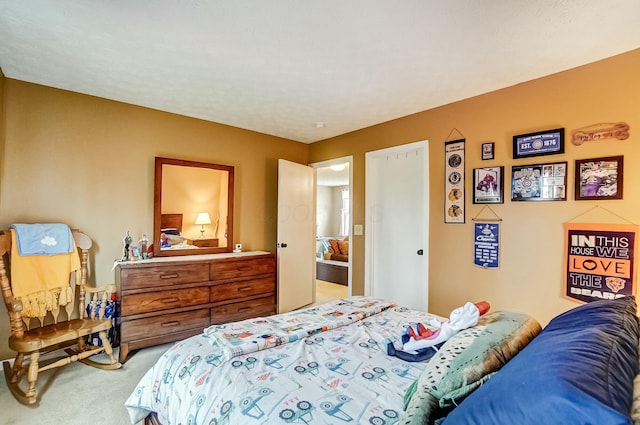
[[195, 212, 211, 238]]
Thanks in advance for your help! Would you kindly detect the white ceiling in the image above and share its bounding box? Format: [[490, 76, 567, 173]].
[[1, 1, 639, 144], [317, 163, 350, 187]]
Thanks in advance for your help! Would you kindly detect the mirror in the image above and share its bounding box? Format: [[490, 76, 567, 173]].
[[153, 157, 234, 257]]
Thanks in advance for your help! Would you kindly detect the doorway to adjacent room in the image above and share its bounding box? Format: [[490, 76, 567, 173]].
[[312, 156, 353, 304]]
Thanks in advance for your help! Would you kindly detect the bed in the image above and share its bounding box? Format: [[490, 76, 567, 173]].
[[316, 259, 348, 285], [125, 296, 541, 424], [160, 213, 196, 250], [316, 237, 349, 285]]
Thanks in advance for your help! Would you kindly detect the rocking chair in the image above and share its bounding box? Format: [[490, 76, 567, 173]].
[[0, 227, 122, 405]]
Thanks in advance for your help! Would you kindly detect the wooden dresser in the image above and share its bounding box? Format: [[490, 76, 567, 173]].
[[115, 251, 276, 363]]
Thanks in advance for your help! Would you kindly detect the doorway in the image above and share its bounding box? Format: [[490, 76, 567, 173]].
[[365, 141, 429, 311], [311, 156, 352, 303]]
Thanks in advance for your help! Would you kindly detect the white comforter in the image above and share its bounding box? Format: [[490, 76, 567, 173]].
[[125, 297, 440, 425]]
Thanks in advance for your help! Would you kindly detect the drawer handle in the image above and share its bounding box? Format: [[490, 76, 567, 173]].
[[237, 307, 252, 312], [160, 273, 180, 279], [163, 297, 180, 303], [238, 286, 253, 292], [237, 266, 252, 271], [161, 321, 180, 327]]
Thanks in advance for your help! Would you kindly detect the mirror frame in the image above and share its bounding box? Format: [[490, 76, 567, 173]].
[[153, 157, 235, 258]]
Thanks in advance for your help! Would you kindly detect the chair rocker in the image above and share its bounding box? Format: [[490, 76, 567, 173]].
[[0, 229, 122, 405]]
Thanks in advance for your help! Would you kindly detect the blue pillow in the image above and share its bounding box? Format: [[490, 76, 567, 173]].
[[442, 297, 639, 425]]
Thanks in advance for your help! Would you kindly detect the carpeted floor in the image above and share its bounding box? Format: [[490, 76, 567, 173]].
[[1, 343, 172, 425]]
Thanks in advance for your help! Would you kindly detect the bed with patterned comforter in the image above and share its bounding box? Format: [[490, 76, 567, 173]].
[[125, 296, 541, 425]]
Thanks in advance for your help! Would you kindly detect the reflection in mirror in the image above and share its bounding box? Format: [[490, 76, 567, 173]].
[[153, 157, 234, 257]]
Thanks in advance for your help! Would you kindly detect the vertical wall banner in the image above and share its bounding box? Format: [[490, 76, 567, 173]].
[[564, 222, 638, 303], [444, 139, 465, 223], [474, 221, 500, 268]]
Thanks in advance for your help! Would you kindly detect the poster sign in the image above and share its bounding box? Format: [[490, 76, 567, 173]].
[[444, 139, 465, 223], [513, 128, 564, 159], [564, 223, 637, 303], [474, 221, 500, 269]]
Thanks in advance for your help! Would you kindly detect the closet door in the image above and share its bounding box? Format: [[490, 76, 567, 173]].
[[365, 141, 429, 311]]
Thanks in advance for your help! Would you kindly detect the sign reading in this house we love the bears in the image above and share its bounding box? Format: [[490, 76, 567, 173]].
[[564, 223, 637, 303]]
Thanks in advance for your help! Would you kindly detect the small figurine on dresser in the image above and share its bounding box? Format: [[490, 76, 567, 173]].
[[139, 234, 149, 259], [122, 231, 133, 261]]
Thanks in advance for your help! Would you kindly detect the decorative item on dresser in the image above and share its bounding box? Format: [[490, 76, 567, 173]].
[[115, 251, 275, 363]]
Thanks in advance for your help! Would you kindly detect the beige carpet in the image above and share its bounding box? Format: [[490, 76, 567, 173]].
[[1, 343, 172, 425]]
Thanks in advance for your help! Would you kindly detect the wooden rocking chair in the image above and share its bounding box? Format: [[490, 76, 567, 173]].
[[0, 228, 122, 405]]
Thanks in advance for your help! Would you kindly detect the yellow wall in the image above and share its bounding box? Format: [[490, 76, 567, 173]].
[[0, 80, 307, 359], [0, 50, 638, 360], [0, 67, 5, 203], [310, 48, 640, 324]]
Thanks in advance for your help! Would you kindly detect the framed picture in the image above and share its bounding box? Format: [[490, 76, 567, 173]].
[[513, 128, 564, 159], [473, 166, 504, 204], [511, 161, 567, 201], [481, 142, 494, 160], [575, 156, 624, 200]]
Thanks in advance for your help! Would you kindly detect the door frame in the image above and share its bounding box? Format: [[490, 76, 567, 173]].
[[364, 141, 429, 304], [310, 156, 353, 296]]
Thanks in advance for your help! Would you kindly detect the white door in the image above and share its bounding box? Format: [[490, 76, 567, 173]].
[[365, 141, 429, 311], [277, 159, 316, 313]]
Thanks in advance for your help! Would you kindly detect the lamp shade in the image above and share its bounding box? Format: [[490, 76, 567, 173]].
[[195, 212, 211, 225]]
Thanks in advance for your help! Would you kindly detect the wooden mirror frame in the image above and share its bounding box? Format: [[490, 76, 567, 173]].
[[153, 157, 235, 257]]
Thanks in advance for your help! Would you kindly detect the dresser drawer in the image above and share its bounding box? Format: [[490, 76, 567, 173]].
[[210, 278, 275, 303], [119, 263, 210, 290], [211, 296, 276, 324], [210, 256, 275, 281], [121, 308, 210, 341], [121, 287, 210, 316]]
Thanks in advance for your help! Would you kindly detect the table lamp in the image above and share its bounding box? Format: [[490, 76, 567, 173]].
[[195, 212, 211, 238]]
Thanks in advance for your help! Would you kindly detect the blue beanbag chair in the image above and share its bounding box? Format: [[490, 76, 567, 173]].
[[442, 297, 640, 425]]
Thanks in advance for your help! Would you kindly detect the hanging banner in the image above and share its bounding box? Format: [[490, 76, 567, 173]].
[[564, 222, 638, 303], [474, 221, 500, 269], [444, 139, 465, 223]]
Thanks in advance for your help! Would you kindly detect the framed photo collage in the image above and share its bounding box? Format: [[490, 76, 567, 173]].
[[469, 128, 623, 207]]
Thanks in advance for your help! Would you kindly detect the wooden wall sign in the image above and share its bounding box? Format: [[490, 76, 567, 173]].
[[572, 122, 630, 146]]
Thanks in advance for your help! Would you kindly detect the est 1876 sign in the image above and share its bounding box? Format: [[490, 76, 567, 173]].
[[564, 222, 637, 303], [513, 128, 564, 159]]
